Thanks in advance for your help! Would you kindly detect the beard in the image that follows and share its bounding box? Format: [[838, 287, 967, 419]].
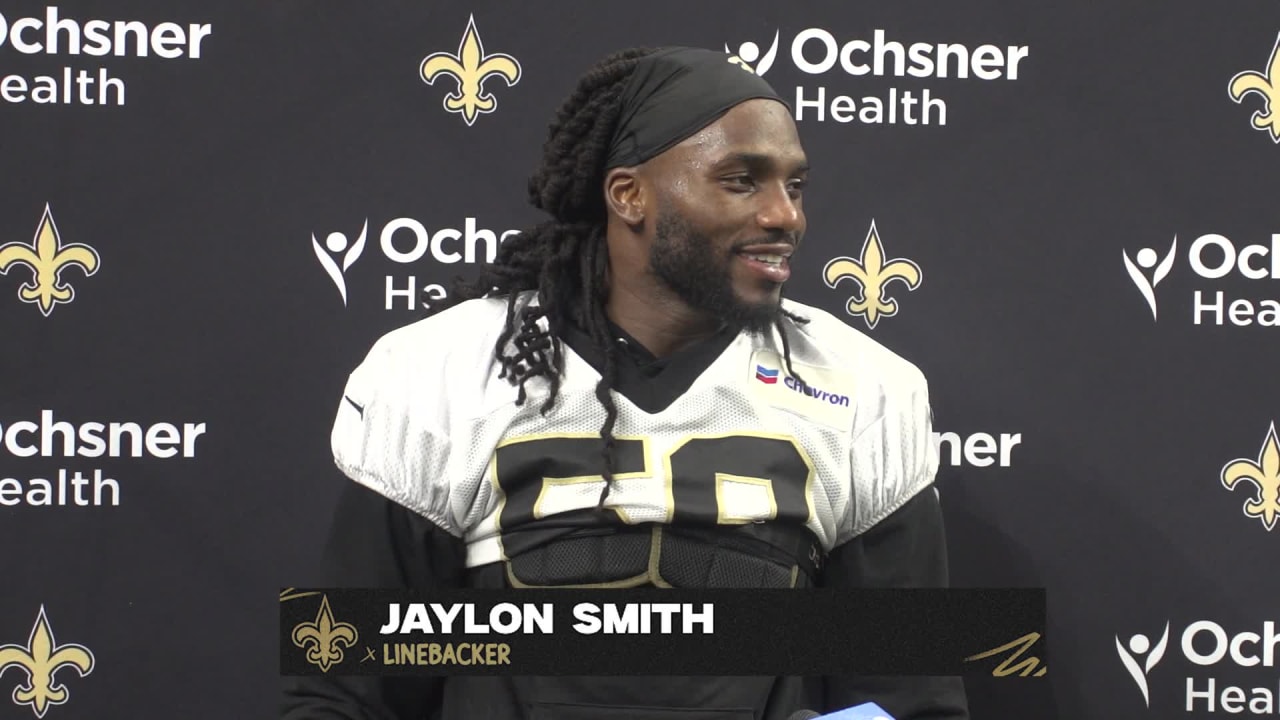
[[648, 211, 784, 335]]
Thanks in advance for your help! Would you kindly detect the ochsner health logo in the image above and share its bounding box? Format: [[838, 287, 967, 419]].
[[1122, 233, 1280, 327], [1116, 622, 1170, 707], [1122, 237, 1177, 321], [309, 216, 519, 311], [0, 6, 213, 107], [725, 33, 780, 75], [723, 27, 1029, 126], [1115, 618, 1280, 714], [312, 221, 367, 306]]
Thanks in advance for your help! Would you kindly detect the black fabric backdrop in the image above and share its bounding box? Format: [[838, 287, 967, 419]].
[[2, 1, 1278, 717]]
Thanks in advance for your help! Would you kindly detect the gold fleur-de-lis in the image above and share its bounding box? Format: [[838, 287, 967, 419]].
[[964, 632, 1048, 677], [0, 606, 95, 718], [1229, 33, 1280, 142], [822, 220, 922, 329], [0, 204, 100, 316], [420, 15, 521, 126], [291, 595, 358, 673], [1221, 422, 1280, 531]]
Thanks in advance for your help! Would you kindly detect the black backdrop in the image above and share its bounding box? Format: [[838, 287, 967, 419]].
[[3, 1, 1279, 717]]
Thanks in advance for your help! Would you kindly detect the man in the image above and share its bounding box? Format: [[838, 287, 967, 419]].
[[282, 46, 968, 719]]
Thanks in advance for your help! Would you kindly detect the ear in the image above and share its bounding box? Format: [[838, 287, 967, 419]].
[[603, 167, 645, 225]]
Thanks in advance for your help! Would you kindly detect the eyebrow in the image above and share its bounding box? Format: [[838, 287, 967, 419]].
[[711, 152, 809, 175]]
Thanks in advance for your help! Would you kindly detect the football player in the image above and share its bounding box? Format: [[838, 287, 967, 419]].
[[282, 46, 968, 719]]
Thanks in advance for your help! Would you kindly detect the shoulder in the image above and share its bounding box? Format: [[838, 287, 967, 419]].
[[354, 296, 514, 382], [778, 300, 937, 540], [342, 294, 526, 428], [779, 298, 930, 407], [328, 296, 518, 531]]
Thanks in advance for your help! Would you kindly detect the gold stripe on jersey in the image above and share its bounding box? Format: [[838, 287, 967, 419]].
[[714, 474, 778, 524], [488, 432, 652, 562], [662, 431, 817, 525]]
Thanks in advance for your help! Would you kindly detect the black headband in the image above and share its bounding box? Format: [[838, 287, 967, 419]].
[[604, 46, 790, 169]]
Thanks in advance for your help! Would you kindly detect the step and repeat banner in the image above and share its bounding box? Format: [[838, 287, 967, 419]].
[[2, 0, 1278, 717]]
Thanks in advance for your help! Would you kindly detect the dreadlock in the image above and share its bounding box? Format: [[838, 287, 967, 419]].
[[432, 47, 810, 506]]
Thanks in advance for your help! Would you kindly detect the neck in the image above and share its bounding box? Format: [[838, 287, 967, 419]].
[[604, 281, 723, 358]]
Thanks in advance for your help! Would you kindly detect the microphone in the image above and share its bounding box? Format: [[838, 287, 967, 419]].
[[787, 703, 896, 720]]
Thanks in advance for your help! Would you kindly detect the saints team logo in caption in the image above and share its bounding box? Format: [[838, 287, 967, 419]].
[[1122, 233, 1280, 327], [1229, 33, 1280, 142], [0, 6, 212, 106], [823, 220, 921, 330], [1220, 422, 1280, 531], [0, 204, 98, 316], [1115, 618, 1280, 714], [0, 410, 208, 508], [420, 15, 521, 125], [285, 591, 359, 673], [725, 27, 1029, 125], [310, 216, 519, 310], [0, 606, 95, 718]]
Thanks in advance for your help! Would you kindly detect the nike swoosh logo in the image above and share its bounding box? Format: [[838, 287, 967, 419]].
[[344, 395, 364, 417]]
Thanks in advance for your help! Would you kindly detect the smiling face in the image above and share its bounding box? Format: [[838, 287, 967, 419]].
[[624, 98, 809, 333]]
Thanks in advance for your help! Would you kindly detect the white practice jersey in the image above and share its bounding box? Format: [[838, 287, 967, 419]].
[[331, 293, 938, 570]]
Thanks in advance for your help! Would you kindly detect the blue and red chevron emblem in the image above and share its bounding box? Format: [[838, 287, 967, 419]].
[[755, 365, 779, 384]]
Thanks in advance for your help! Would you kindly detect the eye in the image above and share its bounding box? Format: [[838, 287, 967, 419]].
[[723, 175, 756, 192], [787, 178, 808, 199]]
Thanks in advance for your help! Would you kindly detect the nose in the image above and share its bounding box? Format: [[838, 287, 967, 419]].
[[756, 184, 804, 237]]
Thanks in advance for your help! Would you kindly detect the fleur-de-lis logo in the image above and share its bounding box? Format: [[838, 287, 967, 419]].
[[1229, 33, 1280, 142], [0, 204, 100, 316], [1221, 422, 1280, 531], [291, 594, 358, 673], [0, 606, 95, 718], [420, 15, 521, 126], [822, 220, 922, 329], [964, 632, 1047, 677]]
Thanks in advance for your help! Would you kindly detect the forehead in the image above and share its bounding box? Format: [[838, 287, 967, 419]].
[[653, 99, 806, 173]]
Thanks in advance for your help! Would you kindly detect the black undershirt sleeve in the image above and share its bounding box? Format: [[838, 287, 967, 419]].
[[820, 485, 971, 720], [280, 476, 467, 720]]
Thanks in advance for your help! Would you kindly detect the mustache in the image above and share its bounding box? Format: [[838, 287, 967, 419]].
[[730, 233, 801, 251]]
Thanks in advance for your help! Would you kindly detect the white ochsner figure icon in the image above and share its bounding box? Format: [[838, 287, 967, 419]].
[[1116, 622, 1170, 707], [1122, 237, 1177, 321], [725, 32, 779, 75], [312, 221, 368, 306]]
